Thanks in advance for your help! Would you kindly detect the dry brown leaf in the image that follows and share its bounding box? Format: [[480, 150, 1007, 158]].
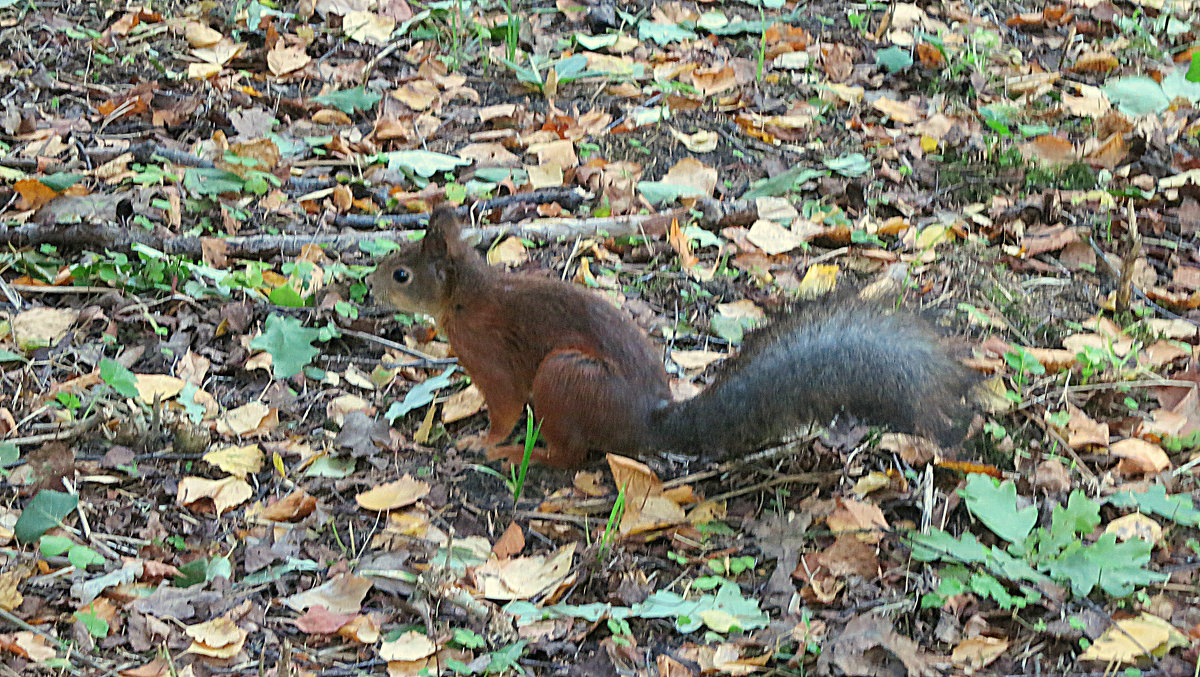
[[1058, 404, 1109, 450], [442, 384, 486, 423], [746, 218, 801, 255], [216, 401, 275, 437], [177, 476, 254, 514], [380, 630, 437, 662], [825, 498, 889, 543], [951, 636, 1009, 670], [492, 521, 525, 559], [284, 573, 373, 614], [474, 543, 576, 600], [1110, 438, 1171, 474], [260, 488, 318, 523], [355, 475, 431, 511], [185, 617, 248, 658], [10, 307, 78, 350], [267, 45, 311, 76]]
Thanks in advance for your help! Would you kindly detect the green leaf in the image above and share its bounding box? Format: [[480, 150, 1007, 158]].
[[485, 641, 527, 674], [1108, 485, 1200, 527], [39, 534, 75, 557], [99, 358, 139, 398], [553, 53, 590, 81], [174, 555, 231, 587], [380, 150, 470, 178], [1160, 67, 1200, 104], [239, 557, 320, 586], [249, 314, 323, 379], [267, 284, 308, 307], [696, 11, 729, 32], [742, 165, 827, 199], [1046, 533, 1164, 597], [960, 474, 1037, 546], [823, 153, 871, 178], [183, 167, 245, 196], [314, 86, 381, 114], [876, 46, 913, 73], [638, 21, 697, 45], [906, 529, 988, 563], [709, 314, 757, 345], [178, 383, 206, 424], [0, 442, 19, 467], [637, 181, 706, 205], [631, 581, 768, 634], [303, 454, 357, 478], [452, 628, 486, 649], [985, 545, 1051, 584], [1041, 491, 1101, 555], [75, 608, 110, 638], [1102, 76, 1171, 116], [40, 173, 82, 192], [385, 367, 459, 422], [15, 490, 79, 543], [1188, 53, 1200, 83], [67, 544, 106, 568], [0, 348, 27, 363]]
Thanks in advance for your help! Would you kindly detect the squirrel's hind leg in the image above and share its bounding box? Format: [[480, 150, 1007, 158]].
[[529, 349, 632, 469]]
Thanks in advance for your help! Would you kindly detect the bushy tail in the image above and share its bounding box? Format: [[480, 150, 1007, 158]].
[[649, 301, 976, 459]]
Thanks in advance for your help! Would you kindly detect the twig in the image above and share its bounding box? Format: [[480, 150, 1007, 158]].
[[0, 207, 685, 259], [3, 413, 103, 447], [338, 328, 457, 368], [6, 284, 115, 294], [0, 607, 110, 674], [703, 472, 832, 504], [1115, 201, 1141, 313]]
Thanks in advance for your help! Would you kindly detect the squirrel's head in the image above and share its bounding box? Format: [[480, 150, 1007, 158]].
[[368, 205, 469, 318]]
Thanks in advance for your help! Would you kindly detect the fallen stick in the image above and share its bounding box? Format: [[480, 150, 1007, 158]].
[[0, 198, 756, 259]]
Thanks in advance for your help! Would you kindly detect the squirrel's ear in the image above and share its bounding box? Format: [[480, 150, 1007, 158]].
[[423, 205, 464, 259]]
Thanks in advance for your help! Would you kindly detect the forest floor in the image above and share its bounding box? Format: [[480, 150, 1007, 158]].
[[2, 0, 1200, 675]]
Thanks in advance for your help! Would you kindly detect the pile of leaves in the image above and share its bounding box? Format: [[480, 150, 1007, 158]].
[[1, 0, 1200, 674]]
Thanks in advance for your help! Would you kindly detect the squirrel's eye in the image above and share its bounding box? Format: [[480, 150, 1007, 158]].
[[392, 268, 411, 284]]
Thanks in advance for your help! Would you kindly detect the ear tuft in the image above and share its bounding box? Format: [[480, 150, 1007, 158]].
[[422, 205, 464, 258]]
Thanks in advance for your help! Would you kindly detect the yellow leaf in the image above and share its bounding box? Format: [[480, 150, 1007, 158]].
[[797, 264, 839, 297], [1079, 613, 1183, 663], [134, 374, 186, 405], [202, 444, 264, 478]]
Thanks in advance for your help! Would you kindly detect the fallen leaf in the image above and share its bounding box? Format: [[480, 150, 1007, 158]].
[[284, 573, 373, 614], [202, 444, 264, 478], [380, 630, 437, 661], [355, 475, 431, 511], [177, 476, 254, 514], [474, 542, 576, 600], [184, 617, 248, 658], [1079, 613, 1186, 663]]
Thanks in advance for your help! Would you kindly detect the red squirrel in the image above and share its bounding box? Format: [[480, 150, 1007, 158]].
[[368, 206, 975, 468]]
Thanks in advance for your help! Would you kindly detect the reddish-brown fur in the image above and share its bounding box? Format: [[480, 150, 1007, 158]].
[[369, 207, 673, 467], [369, 206, 975, 468]]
